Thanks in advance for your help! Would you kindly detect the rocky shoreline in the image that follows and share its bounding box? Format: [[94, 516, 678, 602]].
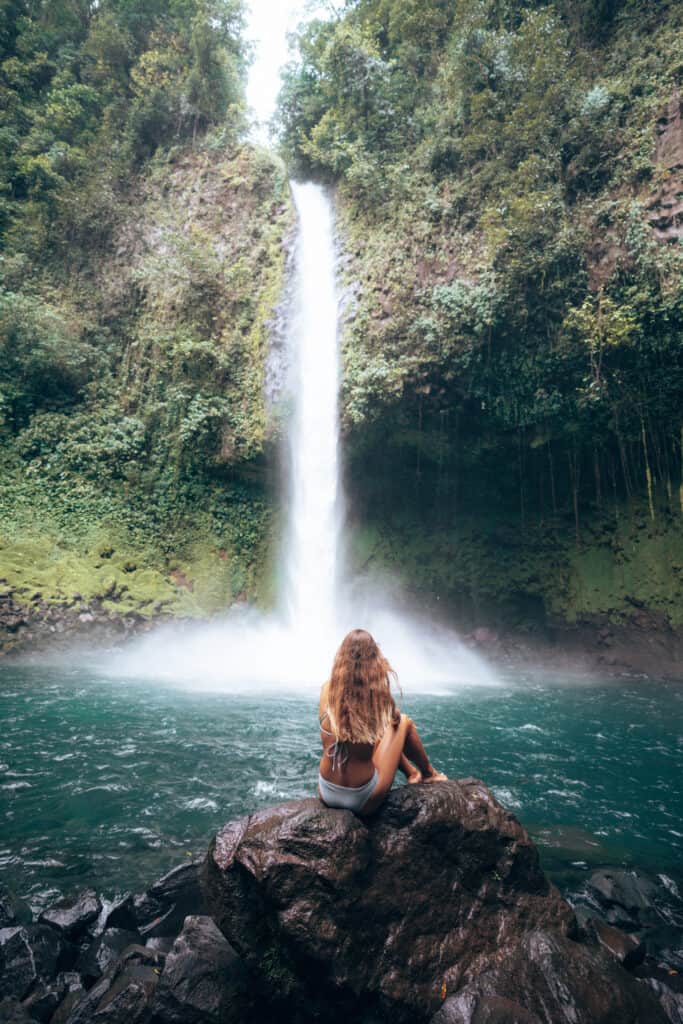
[[0, 586, 163, 657], [2, 583, 683, 682], [464, 614, 683, 682], [1, 781, 682, 1024]]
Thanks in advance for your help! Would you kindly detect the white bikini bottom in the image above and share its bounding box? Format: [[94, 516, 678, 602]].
[[318, 768, 379, 813]]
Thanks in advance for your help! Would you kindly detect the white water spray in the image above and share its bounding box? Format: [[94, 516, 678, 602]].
[[106, 182, 496, 692]]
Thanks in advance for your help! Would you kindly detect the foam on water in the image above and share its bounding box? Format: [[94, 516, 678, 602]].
[[107, 599, 496, 692]]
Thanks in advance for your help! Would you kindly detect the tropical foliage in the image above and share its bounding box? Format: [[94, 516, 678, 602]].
[[0, 1, 291, 615], [279, 0, 683, 543]]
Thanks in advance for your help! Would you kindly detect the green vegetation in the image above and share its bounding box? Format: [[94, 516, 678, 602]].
[[280, 0, 683, 629], [3, 0, 683, 641], [0, 1, 292, 623]]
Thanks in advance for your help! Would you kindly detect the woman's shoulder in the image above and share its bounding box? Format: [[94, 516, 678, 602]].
[[318, 680, 330, 716]]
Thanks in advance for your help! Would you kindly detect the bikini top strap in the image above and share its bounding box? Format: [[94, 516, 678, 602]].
[[319, 707, 348, 771], [319, 708, 334, 736]]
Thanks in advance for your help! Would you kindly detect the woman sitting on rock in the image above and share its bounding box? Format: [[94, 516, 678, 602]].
[[318, 628, 446, 815]]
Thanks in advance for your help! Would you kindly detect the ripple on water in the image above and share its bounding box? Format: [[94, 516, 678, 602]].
[[182, 798, 219, 812], [491, 787, 523, 809]]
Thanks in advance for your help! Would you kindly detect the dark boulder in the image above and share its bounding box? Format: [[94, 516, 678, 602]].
[[0, 998, 32, 1023], [0, 925, 70, 1003], [432, 994, 541, 1024], [39, 891, 101, 941], [584, 868, 675, 929], [78, 969, 155, 1023], [0, 930, 34, 1002], [641, 923, 683, 972], [151, 915, 251, 1024], [49, 986, 84, 1024], [205, 779, 575, 1020], [29, 925, 72, 981], [589, 917, 644, 969], [102, 897, 137, 934], [0, 891, 30, 931], [21, 972, 81, 1023], [76, 929, 141, 987], [644, 979, 683, 1024], [0, 890, 17, 930], [134, 863, 207, 939], [430, 930, 668, 1024], [60, 945, 162, 1024]]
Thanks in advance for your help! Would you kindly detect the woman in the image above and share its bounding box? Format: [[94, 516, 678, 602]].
[[318, 628, 447, 816]]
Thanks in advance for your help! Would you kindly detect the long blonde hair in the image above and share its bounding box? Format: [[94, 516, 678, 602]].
[[325, 629, 398, 744]]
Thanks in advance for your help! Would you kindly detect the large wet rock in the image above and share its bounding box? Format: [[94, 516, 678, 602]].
[[582, 867, 683, 930], [151, 915, 251, 1024], [101, 895, 137, 934], [0, 925, 71, 1002], [642, 923, 683, 972], [0, 929, 36, 1003], [134, 862, 207, 939], [59, 944, 162, 1024], [645, 979, 683, 1024], [0, 890, 17, 931], [205, 779, 576, 1020], [22, 971, 81, 1023], [76, 928, 141, 986], [39, 891, 101, 940], [585, 867, 663, 928], [0, 998, 32, 1023], [430, 929, 667, 1024], [589, 917, 644, 968]]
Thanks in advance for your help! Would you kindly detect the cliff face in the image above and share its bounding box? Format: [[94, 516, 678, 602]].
[[279, 0, 683, 662], [0, 138, 293, 653], [0, 2, 298, 653]]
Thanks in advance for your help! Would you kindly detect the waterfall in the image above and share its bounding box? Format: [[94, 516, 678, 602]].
[[284, 183, 341, 634], [107, 180, 497, 691]]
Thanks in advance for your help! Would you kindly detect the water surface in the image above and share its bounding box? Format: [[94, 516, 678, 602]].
[[1, 664, 681, 912]]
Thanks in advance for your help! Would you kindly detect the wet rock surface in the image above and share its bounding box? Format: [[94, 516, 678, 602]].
[[102, 896, 137, 933], [204, 778, 667, 1019], [151, 915, 250, 1024], [0, 891, 17, 931], [572, 865, 683, 977], [430, 929, 667, 1024], [0, 928, 37, 1003], [76, 928, 142, 986], [0, 998, 33, 1023], [0, 926, 72, 1004], [0, 783, 681, 1023], [38, 891, 101, 941], [21, 973, 81, 1023], [133, 862, 208, 939], [586, 867, 662, 926], [589, 917, 643, 968], [59, 944, 163, 1024]]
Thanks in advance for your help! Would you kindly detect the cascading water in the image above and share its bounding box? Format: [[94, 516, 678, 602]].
[[284, 182, 342, 634], [106, 180, 496, 691]]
